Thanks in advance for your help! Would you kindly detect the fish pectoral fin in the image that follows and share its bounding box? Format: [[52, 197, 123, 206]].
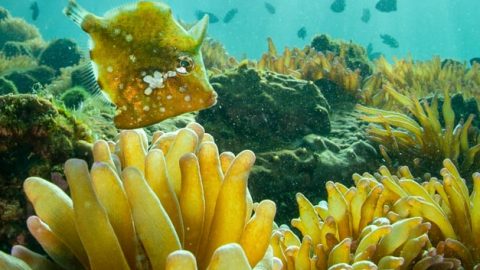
[[189, 15, 208, 49]]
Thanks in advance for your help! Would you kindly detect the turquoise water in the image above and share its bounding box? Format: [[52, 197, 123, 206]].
[[3, 0, 480, 61]]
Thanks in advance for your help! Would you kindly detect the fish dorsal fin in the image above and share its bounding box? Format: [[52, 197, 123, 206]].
[[189, 15, 208, 49]]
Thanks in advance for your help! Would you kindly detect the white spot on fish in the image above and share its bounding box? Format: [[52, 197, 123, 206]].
[[159, 107, 166, 113], [125, 34, 133, 42], [179, 85, 187, 92], [107, 66, 113, 73], [114, 28, 121, 35], [184, 95, 191, 102], [143, 106, 150, 111], [166, 71, 176, 77], [119, 83, 124, 90], [144, 87, 153, 96], [166, 95, 172, 100], [129, 54, 136, 63], [143, 71, 167, 95]]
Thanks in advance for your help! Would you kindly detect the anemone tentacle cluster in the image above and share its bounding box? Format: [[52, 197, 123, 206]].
[[0, 123, 277, 270], [357, 85, 480, 174], [361, 56, 480, 109], [253, 38, 362, 96], [273, 159, 480, 269]]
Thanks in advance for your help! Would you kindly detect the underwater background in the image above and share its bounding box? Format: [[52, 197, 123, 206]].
[[3, 0, 480, 61], [1, 0, 480, 269]]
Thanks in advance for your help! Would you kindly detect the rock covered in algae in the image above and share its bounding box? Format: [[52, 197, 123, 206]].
[[0, 94, 92, 252], [197, 66, 378, 223], [311, 34, 373, 77], [39, 39, 82, 72], [60, 86, 90, 109], [0, 77, 17, 95], [198, 65, 331, 152], [4, 66, 56, 93], [2, 41, 33, 58], [250, 108, 378, 224], [0, 10, 41, 48]]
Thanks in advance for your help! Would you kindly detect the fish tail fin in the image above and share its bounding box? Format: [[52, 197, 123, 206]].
[[63, 0, 88, 27]]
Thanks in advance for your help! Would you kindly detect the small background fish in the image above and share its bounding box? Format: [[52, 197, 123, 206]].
[[380, 34, 399, 48], [330, 0, 346, 13], [196, 10, 219, 23], [30, 1, 39, 21], [264, 2, 276, 14], [375, 0, 397, 12], [297, 27, 307, 40], [223, 8, 238, 23], [361, 8, 370, 23]]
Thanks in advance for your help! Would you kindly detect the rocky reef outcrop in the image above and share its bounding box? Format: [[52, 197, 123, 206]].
[[197, 66, 379, 223], [0, 94, 92, 252]]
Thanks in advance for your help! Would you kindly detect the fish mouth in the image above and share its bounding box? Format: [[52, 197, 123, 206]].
[[208, 90, 218, 107]]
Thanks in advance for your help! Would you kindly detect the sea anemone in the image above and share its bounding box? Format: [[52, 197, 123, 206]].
[[361, 56, 480, 109], [356, 86, 480, 174], [0, 123, 277, 270], [255, 38, 363, 97], [272, 159, 480, 269], [201, 38, 238, 74]]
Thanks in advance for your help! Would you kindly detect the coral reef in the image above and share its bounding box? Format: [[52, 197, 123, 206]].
[[310, 34, 373, 77], [251, 108, 378, 225], [201, 37, 238, 73], [198, 66, 379, 224], [2, 41, 33, 58], [0, 94, 92, 252], [0, 77, 17, 95], [0, 6, 9, 21], [361, 56, 480, 110], [38, 39, 82, 72], [0, 123, 277, 270], [254, 38, 364, 100], [357, 87, 480, 176], [273, 159, 480, 269], [0, 55, 37, 76], [4, 66, 56, 93], [199, 65, 331, 152], [60, 86, 90, 109], [0, 16, 41, 49]]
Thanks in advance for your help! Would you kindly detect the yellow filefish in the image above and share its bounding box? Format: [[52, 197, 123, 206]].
[[64, 0, 217, 129]]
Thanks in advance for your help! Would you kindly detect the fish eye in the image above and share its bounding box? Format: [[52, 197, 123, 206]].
[[176, 55, 194, 75]]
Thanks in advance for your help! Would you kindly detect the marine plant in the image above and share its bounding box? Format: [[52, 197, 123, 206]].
[[60, 86, 90, 109], [38, 39, 83, 72], [0, 54, 37, 76], [0, 17, 41, 48], [201, 38, 238, 73], [255, 38, 363, 97], [0, 123, 277, 270], [0, 77, 17, 95], [272, 159, 480, 269], [362, 56, 480, 109], [356, 85, 480, 174]]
